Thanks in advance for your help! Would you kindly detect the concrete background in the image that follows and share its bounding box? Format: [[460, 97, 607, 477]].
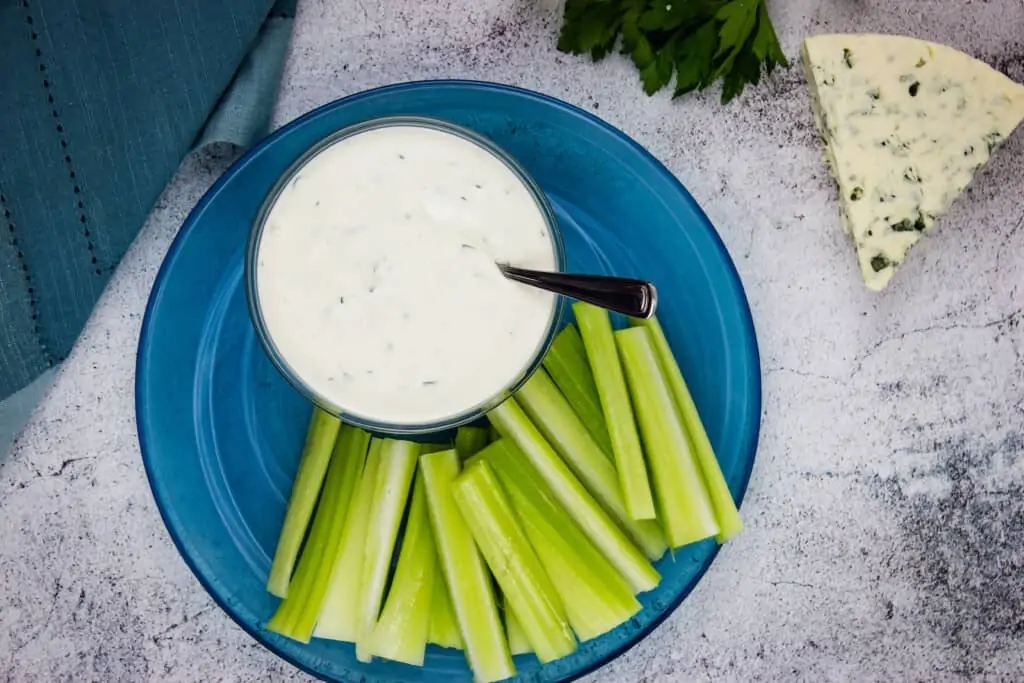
[[2, 0, 1023, 680]]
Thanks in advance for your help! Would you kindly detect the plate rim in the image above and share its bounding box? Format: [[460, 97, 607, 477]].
[[136, 78, 763, 683]]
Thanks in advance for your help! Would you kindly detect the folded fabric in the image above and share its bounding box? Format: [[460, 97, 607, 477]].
[[0, 0, 296, 452]]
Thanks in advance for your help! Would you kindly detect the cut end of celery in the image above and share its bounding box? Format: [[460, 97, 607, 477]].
[[266, 407, 342, 598], [504, 606, 532, 656], [453, 460, 576, 664], [354, 439, 420, 663], [422, 449, 515, 682], [488, 398, 660, 595], [267, 425, 372, 643], [428, 576, 464, 650], [482, 439, 642, 641], [573, 303, 657, 523], [365, 474, 436, 666], [267, 607, 311, 644], [616, 327, 719, 548], [513, 368, 666, 560], [542, 324, 614, 457], [630, 316, 744, 544], [715, 508, 744, 543], [631, 518, 669, 562], [455, 426, 490, 460], [265, 574, 290, 602], [312, 438, 385, 642]]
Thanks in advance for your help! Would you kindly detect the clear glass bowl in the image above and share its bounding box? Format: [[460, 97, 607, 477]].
[[244, 115, 566, 436]]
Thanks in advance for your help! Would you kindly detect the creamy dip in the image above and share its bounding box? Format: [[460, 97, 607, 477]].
[[255, 123, 558, 425]]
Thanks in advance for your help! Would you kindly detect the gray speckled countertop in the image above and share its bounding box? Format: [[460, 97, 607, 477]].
[[2, 0, 1023, 681]]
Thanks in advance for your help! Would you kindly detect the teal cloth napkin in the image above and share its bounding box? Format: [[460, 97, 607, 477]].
[[0, 0, 297, 452]]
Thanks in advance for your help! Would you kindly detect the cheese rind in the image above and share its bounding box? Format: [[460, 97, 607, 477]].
[[802, 33, 1024, 290]]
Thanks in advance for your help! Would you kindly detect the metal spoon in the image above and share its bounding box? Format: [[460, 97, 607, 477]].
[[498, 263, 658, 319]]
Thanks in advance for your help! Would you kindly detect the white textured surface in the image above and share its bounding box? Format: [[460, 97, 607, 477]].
[[2, 0, 1023, 681]]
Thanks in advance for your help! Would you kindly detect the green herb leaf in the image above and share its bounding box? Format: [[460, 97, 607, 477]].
[[637, 44, 675, 94], [720, 32, 762, 103], [638, 0, 717, 33], [620, 5, 673, 95], [558, 0, 622, 59], [712, 0, 760, 79], [557, 0, 788, 105], [672, 20, 719, 98], [752, 0, 789, 72], [622, 21, 655, 69]]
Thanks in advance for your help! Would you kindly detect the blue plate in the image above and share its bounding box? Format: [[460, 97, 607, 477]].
[[136, 80, 761, 683]]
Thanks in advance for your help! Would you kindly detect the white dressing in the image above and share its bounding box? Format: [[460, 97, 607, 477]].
[[255, 123, 557, 425]]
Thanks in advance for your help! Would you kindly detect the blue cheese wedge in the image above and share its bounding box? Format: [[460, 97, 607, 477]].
[[802, 34, 1024, 290]]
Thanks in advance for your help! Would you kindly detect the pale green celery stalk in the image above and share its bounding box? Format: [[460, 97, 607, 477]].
[[515, 369, 667, 561], [574, 302, 656, 521], [267, 408, 342, 597], [312, 438, 384, 641], [421, 450, 513, 682], [453, 460, 575, 663], [455, 426, 490, 460], [504, 606, 532, 655], [428, 572, 463, 649], [630, 317, 743, 542], [616, 328, 719, 547], [366, 475, 436, 665], [481, 439, 641, 641], [421, 442, 452, 455], [354, 439, 420, 662], [542, 324, 613, 456], [266, 426, 371, 642], [489, 398, 660, 594], [461, 451, 484, 471]]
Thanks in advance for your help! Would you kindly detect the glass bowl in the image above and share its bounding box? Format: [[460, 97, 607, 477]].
[[244, 115, 566, 437]]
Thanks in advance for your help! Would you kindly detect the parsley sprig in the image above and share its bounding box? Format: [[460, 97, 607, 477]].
[[557, 0, 788, 104]]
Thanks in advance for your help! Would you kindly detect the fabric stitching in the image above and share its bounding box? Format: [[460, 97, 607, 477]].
[[23, 0, 103, 278], [0, 188, 54, 368]]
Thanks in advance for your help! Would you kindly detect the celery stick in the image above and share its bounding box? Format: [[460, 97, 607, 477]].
[[487, 424, 500, 443], [267, 407, 342, 598], [428, 571, 463, 649], [489, 398, 660, 594], [313, 438, 383, 641], [420, 442, 452, 455], [542, 324, 613, 456], [574, 302, 656, 521], [421, 450, 514, 682], [455, 426, 489, 460], [616, 328, 719, 547], [266, 426, 371, 642], [630, 317, 743, 542], [354, 439, 420, 662], [515, 369, 667, 561], [482, 440, 641, 641], [453, 461, 576, 663], [366, 475, 436, 665], [505, 606, 532, 655]]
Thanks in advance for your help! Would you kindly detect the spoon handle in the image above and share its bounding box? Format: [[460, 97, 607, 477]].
[[498, 264, 658, 319]]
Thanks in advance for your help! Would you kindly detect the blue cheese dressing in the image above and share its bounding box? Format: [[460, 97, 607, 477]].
[[255, 123, 558, 425]]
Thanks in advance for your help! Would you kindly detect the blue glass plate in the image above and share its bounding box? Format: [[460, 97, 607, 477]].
[[136, 80, 761, 683]]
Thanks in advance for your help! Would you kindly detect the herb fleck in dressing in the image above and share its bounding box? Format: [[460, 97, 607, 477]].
[[256, 124, 557, 424]]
